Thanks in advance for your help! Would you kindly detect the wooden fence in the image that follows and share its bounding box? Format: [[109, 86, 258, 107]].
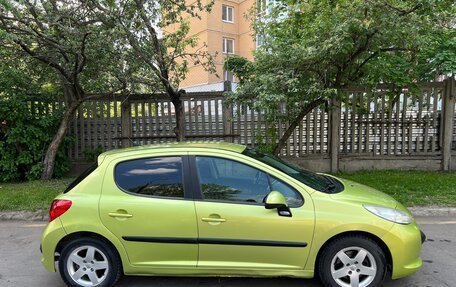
[[28, 78, 456, 171]]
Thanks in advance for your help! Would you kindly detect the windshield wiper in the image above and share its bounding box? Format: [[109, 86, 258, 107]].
[[322, 183, 336, 193]]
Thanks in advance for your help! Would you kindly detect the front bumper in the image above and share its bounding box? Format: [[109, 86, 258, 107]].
[[420, 230, 426, 243], [382, 222, 423, 279]]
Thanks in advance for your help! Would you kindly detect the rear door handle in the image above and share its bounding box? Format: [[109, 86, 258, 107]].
[[108, 212, 133, 218], [201, 217, 226, 223]]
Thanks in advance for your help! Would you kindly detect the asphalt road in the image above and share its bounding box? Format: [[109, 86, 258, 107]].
[[0, 216, 455, 287]]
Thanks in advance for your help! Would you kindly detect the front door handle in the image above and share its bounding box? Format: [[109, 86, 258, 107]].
[[201, 217, 226, 223], [108, 212, 133, 218]]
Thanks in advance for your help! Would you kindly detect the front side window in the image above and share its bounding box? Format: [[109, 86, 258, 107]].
[[195, 156, 303, 206], [223, 38, 234, 54], [222, 5, 234, 22], [115, 157, 184, 198]]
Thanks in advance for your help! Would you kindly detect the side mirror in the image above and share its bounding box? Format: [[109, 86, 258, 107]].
[[264, 191, 292, 217], [265, 191, 288, 209]]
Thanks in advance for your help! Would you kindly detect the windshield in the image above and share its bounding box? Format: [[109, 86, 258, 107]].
[[242, 148, 334, 192]]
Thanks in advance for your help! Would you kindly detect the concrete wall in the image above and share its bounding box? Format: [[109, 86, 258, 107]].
[[282, 155, 443, 173]]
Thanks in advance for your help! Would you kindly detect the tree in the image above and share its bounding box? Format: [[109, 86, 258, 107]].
[[416, 3, 456, 80], [227, 0, 455, 154], [0, 47, 72, 181], [91, 0, 216, 141], [0, 0, 127, 179]]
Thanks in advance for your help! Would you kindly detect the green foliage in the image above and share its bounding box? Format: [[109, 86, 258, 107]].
[[83, 145, 104, 162], [417, 13, 456, 79], [93, 0, 216, 91], [228, 0, 455, 148], [0, 0, 127, 96], [224, 55, 253, 84], [254, 126, 278, 154], [0, 97, 71, 182]]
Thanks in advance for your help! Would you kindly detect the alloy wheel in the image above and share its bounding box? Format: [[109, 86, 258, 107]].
[[66, 245, 109, 287], [330, 246, 377, 287]]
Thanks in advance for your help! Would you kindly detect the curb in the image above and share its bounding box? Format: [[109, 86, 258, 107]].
[[1, 207, 456, 222], [0, 210, 47, 222], [408, 207, 456, 217]]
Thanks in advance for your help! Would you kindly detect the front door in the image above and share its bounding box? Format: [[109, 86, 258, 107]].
[[99, 154, 198, 267], [190, 153, 315, 270]]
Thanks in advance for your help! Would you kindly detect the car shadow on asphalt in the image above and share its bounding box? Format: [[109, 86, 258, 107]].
[[117, 276, 323, 287], [116, 274, 409, 287]]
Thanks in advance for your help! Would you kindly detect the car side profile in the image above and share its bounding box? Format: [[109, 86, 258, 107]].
[[41, 142, 425, 287]]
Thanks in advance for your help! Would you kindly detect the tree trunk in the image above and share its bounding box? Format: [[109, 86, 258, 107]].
[[273, 98, 326, 155], [41, 102, 79, 180], [172, 98, 185, 142]]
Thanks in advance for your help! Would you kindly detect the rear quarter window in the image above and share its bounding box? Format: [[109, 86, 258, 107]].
[[64, 163, 98, 193]]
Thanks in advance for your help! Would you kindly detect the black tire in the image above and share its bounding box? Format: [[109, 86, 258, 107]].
[[318, 235, 387, 287], [58, 237, 122, 287]]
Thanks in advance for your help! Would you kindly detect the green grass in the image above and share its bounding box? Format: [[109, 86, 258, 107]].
[[0, 171, 455, 211], [0, 178, 73, 211], [337, 170, 456, 207]]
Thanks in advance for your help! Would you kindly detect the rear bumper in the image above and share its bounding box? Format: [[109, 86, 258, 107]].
[[40, 219, 67, 272], [382, 222, 423, 279]]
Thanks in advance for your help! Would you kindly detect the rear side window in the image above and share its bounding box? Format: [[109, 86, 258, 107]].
[[115, 156, 184, 198]]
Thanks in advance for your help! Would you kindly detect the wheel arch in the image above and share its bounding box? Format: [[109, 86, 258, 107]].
[[55, 231, 124, 274], [314, 230, 393, 276]]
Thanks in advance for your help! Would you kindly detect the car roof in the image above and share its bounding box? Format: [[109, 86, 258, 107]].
[[99, 142, 247, 157]]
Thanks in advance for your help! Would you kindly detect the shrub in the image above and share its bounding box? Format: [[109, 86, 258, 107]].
[[0, 96, 71, 182]]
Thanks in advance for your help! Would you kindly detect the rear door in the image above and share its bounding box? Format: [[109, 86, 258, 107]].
[[99, 153, 198, 267]]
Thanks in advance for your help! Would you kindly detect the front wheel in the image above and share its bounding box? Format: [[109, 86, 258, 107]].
[[59, 237, 122, 287], [318, 235, 387, 287]]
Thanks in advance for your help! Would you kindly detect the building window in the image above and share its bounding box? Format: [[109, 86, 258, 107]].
[[223, 38, 234, 54], [256, 33, 265, 48], [257, 0, 267, 14], [222, 5, 234, 22], [257, 0, 275, 15]]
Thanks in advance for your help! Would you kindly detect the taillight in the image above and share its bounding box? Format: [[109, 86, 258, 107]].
[[49, 199, 72, 222]]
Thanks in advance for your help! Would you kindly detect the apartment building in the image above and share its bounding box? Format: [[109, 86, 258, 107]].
[[168, 0, 257, 92]]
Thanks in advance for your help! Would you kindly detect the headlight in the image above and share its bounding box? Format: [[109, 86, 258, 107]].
[[363, 205, 413, 224]]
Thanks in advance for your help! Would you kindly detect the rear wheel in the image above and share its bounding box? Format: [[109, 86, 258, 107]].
[[318, 235, 387, 287], [59, 237, 121, 287]]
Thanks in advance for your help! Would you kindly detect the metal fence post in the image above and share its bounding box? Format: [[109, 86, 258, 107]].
[[441, 78, 455, 170], [330, 96, 342, 173], [121, 98, 132, 148]]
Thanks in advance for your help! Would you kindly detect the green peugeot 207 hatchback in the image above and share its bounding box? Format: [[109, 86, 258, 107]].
[[41, 142, 425, 287]]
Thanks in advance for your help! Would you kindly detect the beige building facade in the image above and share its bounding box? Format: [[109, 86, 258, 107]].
[[169, 0, 257, 92]]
